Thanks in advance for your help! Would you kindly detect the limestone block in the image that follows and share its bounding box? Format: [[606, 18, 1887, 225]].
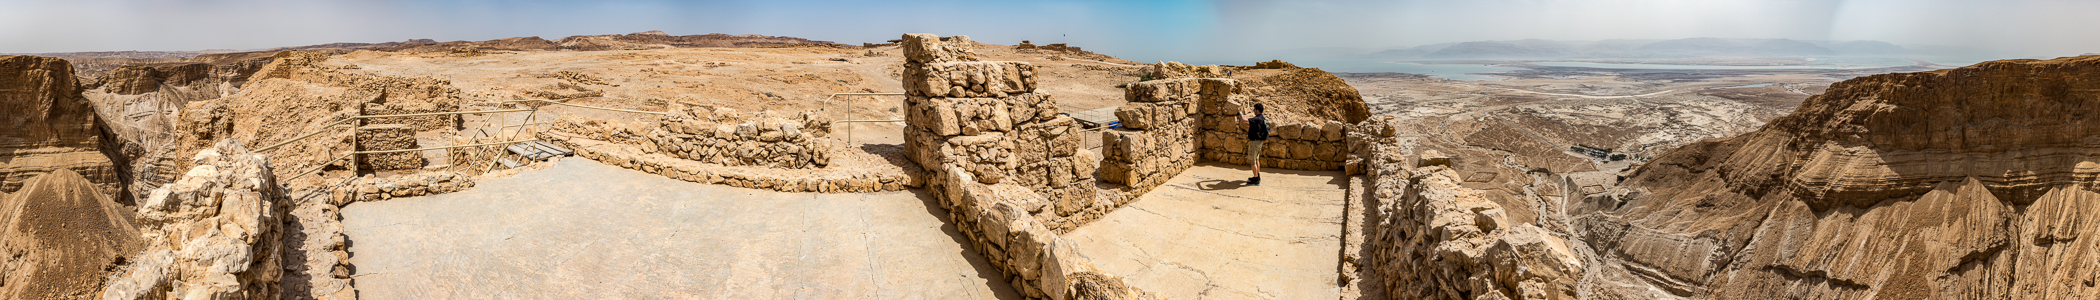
[[1420, 150, 1452, 167], [1075, 150, 1100, 180], [980, 202, 1026, 248], [1290, 140, 1315, 160], [1322, 120, 1346, 141], [1100, 162, 1136, 185], [1040, 237, 1096, 300], [1263, 139, 1288, 159], [901, 33, 977, 64], [1124, 78, 1202, 103], [1009, 218, 1054, 281]]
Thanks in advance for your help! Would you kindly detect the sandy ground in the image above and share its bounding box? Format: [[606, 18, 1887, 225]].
[[1063, 163, 1348, 300], [342, 158, 1019, 299], [334, 44, 1146, 148]]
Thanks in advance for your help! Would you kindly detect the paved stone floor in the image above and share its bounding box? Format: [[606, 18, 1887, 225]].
[[342, 158, 1018, 299], [1064, 163, 1349, 300]]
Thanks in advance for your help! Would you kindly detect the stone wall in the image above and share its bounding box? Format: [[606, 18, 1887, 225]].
[[334, 171, 474, 204], [648, 105, 834, 168], [1354, 116, 1584, 300], [1098, 78, 1212, 191], [898, 33, 1155, 300], [355, 124, 425, 170]]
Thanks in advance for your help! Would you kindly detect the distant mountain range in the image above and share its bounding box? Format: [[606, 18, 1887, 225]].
[[1354, 38, 1919, 59]]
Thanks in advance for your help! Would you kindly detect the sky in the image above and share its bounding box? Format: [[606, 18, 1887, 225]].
[[3, 0, 2096, 62]]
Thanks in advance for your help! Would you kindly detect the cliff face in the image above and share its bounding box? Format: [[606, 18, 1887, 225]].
[[0, 55, 126, 203], [84, 52, 276, 201], [1591, 55, 2100, 299]]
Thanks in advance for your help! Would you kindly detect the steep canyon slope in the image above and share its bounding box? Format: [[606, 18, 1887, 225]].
[[1588, 55, 2100, 299]]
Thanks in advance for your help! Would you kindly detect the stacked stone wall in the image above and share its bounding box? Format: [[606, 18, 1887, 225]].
[[648, 105, 835, 168], [354, 124, 425, 170], [898, 33, 1156, 300], [334, 171, 474, 204]]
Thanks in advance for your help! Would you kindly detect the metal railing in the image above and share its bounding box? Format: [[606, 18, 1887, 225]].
[[261, 99, 673, 181], [823, 93, 906, 144]]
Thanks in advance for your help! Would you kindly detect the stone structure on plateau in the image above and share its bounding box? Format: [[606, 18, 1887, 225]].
[[897, 33, 1157, 300]]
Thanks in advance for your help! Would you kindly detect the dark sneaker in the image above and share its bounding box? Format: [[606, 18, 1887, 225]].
[[1248, 177, 1261, 186]]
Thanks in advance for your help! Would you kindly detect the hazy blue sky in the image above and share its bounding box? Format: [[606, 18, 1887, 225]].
[[4, 0, 2095, 61]]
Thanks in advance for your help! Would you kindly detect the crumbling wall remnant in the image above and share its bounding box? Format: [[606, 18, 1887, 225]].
[[648, 105, 835, 168]]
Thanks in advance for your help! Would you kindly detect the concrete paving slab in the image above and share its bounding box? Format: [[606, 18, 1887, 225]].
[[1063, 163, 1349, 300], [342, 158, 1018, 299]]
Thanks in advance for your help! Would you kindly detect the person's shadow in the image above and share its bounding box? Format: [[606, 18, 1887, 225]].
[[1196, 179, 1247, 190]]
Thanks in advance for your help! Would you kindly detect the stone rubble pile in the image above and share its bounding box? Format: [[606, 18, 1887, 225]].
[[900, 33, 1156, 300], [355, 124, 425, 171], [648, 105, 835, 168], [103, 140, 291, 300]]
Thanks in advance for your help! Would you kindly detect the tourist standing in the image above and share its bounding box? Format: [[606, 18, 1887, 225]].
[[1241, 103, 1270, 186]]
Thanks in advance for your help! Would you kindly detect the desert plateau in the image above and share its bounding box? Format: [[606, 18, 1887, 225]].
[[3, 1, 2098, 299]]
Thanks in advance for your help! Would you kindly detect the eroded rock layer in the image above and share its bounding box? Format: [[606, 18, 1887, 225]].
[[1595, 55, 2100, 299]]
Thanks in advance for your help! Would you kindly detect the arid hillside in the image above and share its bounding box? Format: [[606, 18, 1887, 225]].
[[1583, 55, 2100, 299]]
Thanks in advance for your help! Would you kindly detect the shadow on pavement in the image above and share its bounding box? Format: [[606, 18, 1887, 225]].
[[908, 188, 1026, 300]]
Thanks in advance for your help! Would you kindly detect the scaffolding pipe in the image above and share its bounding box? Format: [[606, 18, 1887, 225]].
[[823, 92, 906, 145]]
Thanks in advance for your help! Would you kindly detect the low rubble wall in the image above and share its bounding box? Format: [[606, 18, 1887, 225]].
[[334, 171, 474, 205], [543, 131, 916, 193], [650, 105, 835, 168]]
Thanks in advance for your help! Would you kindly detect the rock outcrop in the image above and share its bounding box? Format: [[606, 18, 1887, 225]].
[[103, 140, 288, 300], [0, 55, 127, 203], [0, 169, 142, 300], [1589, 55, 2100, 298], [83, 52, 276, 201]]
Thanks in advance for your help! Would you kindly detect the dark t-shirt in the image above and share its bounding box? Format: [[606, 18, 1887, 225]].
[[1247, 115, 1269, 141]]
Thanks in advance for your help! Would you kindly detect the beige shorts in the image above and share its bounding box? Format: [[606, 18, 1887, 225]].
[[1246, 140, 1264, 165]]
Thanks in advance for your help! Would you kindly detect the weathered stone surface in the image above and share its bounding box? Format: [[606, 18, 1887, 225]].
[[899, 33, 978, 64], [903, 61, 1037, 98], [104, 140, 289, 300]]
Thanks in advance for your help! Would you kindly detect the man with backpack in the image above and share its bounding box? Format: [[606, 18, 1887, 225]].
[[1241, 103, 1270, 186]]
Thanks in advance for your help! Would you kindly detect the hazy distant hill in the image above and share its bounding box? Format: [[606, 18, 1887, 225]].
[[1361, 38, 1915, 59], [1424, 39, 1575, 59]]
